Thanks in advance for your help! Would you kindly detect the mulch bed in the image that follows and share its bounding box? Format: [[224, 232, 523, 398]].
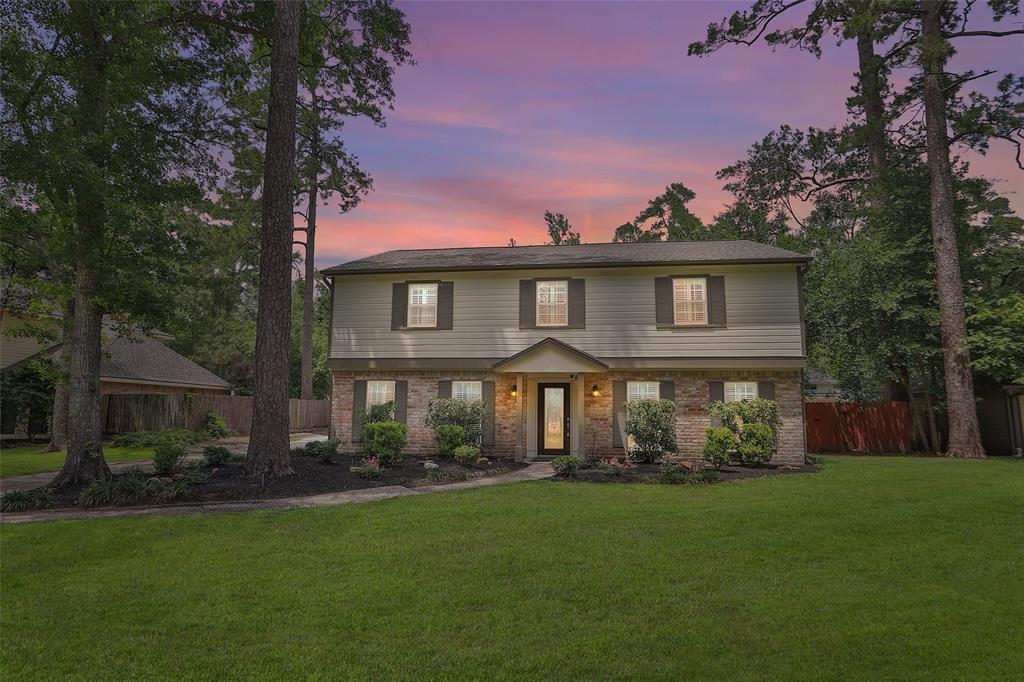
[[32, 456, 527, 510], [561, 461, 818, 484]]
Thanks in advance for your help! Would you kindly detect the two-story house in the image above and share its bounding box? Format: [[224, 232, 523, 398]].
[[324, 240, 810, 465]]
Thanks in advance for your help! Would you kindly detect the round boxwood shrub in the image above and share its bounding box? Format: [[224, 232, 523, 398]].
[[203, 445, 233, 466], [452, 444, 481, 467], [202, 411, 231, 439], [738, 422, 774, 467], [624, 398, 677, 463], [362, 421, 408, 466], [702, 427, 736, 469], [550, 455, 583, 477], [434, 424, 465, 456], [152, 442, 186, 475]]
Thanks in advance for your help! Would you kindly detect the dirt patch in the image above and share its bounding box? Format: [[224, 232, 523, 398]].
[[560, 461, 818, 484], [33, 456, 527, 509]]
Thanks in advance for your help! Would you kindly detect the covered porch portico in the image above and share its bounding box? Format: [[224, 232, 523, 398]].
[[494, 338, 608, 461]]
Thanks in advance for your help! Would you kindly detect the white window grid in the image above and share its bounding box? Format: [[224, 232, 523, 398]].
[[536, 280, 568, 326], [366, 380, 396, 407], [724, 382, 757, 402], [453, 381, 482, 401], [673, 277, 707, 325], [408, 283, 438, 328], [627, 381, 660, 402]]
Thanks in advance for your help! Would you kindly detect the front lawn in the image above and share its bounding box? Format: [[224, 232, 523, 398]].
[[0, 445, 155, 479], [2, 456, 1022, 679]]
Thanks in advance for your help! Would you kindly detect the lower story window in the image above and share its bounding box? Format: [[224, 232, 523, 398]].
[[724, 381, 757, 402], [453, 380, 482, 401], [627, 381, 660, 402], [366, 380, 396, 407]]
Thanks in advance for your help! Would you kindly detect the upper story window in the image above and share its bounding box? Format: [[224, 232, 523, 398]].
[[673, 277, 707, 325], [366, 380, 396, 407], [724, 381, 757, 402], [452, 380, 482, 401], [408, 283, 438, 328], [627, 381, 660, 402], [536, 280, 568, 327]]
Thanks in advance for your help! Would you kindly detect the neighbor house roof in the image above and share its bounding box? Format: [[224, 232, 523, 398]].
[[324, 240, 811, 276], [5, 325, 230, 390], [95, 333, 230, 389]]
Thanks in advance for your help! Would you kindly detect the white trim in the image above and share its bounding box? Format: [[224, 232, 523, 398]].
[[535, 280, 569, 327], [724, 381, 758, 402], [407, 282, 439, 328], [672, 277, 708, 326]]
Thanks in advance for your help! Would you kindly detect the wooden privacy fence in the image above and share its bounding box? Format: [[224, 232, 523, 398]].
[[805, 400, 911, 453], [102, 394, 330, 436]]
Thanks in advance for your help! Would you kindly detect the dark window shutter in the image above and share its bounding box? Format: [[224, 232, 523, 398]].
[[437, 380, 452, 398], [394, 381, 408, 423], [708, 381, 724, 427], [709, 381, 724, 403], [437, 281, 454, 330], [655, 277, 673, 326], [708, 276, 727, 326], [569, 279, 586, 329], [519, 280, 536, 328], [482, 380, 496, 446], [612, 380, 627, 448], [757, 381, 775, 401], [660, 380, 675, 403], [352, 380, 367, 442], [391, 283, 408, 330]]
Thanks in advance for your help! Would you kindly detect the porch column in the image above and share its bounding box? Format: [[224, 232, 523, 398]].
[[515, 372, 525, 460]]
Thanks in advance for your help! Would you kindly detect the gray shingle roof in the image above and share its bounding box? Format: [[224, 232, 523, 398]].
[[324, 240, 810, 275], [97, 333, 230, 388]]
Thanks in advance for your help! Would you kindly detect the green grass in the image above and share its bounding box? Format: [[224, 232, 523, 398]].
[[0, 445, 155, 478], [2, 456, 1022, 680]]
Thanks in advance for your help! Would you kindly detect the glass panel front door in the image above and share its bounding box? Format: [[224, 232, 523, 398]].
[[539, 383, 570, 454]]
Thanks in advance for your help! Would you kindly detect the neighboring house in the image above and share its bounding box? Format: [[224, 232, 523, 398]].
[[1, 308, 230, 437], [324, 240, 810, 465]]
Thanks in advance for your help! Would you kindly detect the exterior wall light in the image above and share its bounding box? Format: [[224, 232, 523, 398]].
[[510, 387, 518, 398], [591, 385, 601, 397]]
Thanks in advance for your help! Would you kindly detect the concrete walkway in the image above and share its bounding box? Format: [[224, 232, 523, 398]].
[[1, 462, 555, 524], [0, 433, 327, 494]]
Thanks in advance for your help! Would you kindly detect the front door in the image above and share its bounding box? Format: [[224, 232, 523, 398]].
[[538, 383, 570, 455]]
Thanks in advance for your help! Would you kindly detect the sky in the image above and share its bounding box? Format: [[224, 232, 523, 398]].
[[314, 1, 1023, 268]]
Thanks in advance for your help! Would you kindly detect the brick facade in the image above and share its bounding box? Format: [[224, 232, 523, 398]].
[[331, 368, 806, 466]]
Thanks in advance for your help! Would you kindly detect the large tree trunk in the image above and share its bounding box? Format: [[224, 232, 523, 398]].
[[50, 1, 112, 486], [919, 0, 985, 458], [247, 0, 301, 479], [300, 183, 317, 401], [43, 299, 75, 453], [855, 27, 887, 179]]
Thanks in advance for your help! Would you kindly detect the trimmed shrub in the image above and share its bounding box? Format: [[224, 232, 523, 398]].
[[434, 424, 465, 456], [152, 442, 186, 475], [0, 488, 55, 513], [362, 422, 407, 465], [452, 444, 481, 467], [425, 398, 486, 446], [305, 438, 341, 464], [112, 430, 205, 448], [202, 412, 231, 439], [624, 398, 677, 463], [708, 398, 781, 438], [657, 461, 687, 484], [203, 445, 233, 466], [684, 470, 720, 485], [738, 422, 774, 467], [352, 456, 382, 479], [551, 455, 583, 477], [702, 427, 736, 469], [364, 400, 396, 425]]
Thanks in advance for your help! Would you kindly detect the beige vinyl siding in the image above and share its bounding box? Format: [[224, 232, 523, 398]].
[[330, 264, 802, 359]]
